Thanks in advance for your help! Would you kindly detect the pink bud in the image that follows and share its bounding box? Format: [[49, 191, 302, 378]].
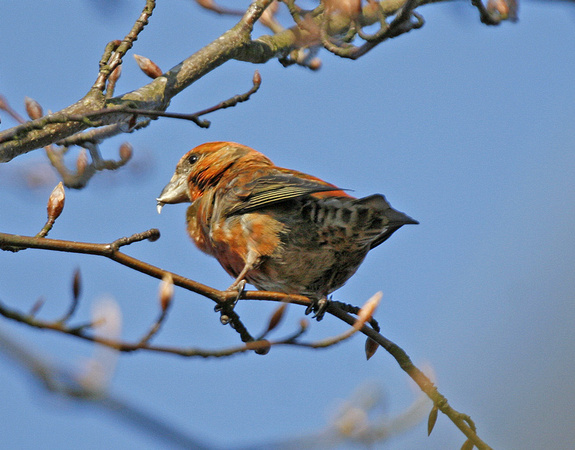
[[25, 96, 43, 120], [109, 64, 122, 83], [324, 0, 362, 19], [308, 58, 322, 71], [76, 149, 89, 175], [133, 54, 163, 79], [47, 182, 65, 221], [252, 70, 262, 87], [119, 142, 133, 162], [159, 273, 174, 311]]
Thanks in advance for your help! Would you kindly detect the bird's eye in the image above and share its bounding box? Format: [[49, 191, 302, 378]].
[[187, 154, 199, 165]]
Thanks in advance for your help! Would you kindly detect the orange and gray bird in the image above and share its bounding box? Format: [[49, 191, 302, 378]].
[[157, 141, 417, 319]]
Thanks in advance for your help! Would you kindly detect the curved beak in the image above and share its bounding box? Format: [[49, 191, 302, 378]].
[[156, 173, 189, 214]]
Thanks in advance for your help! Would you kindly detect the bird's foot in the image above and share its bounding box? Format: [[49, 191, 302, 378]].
[[215, 279, 246, 326], [305, 297, 330, 321]]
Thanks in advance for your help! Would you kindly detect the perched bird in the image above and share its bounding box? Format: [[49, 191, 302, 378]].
[[157, 142, 417, 319]]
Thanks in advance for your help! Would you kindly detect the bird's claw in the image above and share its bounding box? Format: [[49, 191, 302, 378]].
[[305, 297, 329, 321], [216, 279, 247, 325]]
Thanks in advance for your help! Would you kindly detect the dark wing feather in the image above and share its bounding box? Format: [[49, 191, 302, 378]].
[[228, 174, 344, 215]]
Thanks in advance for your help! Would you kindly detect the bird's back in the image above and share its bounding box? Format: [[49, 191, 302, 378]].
[[246, 193, 416, 298]]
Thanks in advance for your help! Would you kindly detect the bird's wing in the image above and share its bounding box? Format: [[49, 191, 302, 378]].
[[227, 173, 344, 215]]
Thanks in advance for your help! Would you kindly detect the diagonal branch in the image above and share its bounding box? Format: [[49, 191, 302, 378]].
[[0, 0, 274, 162], [0, 328, 212, 448], [93, 1, 157, 92], [0, 229, 221, 302], [0, 229, 491, 449], [0, 0, 468, 163]]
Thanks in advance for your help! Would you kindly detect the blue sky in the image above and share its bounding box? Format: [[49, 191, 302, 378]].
[[1, 1, 574, 449]]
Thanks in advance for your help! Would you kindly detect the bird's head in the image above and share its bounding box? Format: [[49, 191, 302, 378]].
[[156, 141, 271, 213]]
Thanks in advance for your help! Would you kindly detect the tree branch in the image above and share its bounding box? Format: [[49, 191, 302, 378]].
[[0, 0, 470, 163], [0, 229, 491, 448], [0, 0, 273, 162]]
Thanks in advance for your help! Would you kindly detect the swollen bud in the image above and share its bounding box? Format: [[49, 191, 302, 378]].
[[220, 314, 230, 325], [72, 268, 82, 301], [323, 0, 361, 19], [265, 303, 287, 333], [109, 64, 122, 84], [365, 338, 378, 360], [355, 291, 382, 330], [159, 273, 174, 311], [487, 0, 517, 20], [76, 149, 89, 176], [428, 405, 439, 436], [25, 96, 43, 120], [308, 58, 322, 71], [119, 142, 133, 162], [29, 297, 46, 317], [258, 1, 279, 30], [254, 339, 271, 355], [133, 54, 163, 79], [252, 70, 262, 87], [47, 182, 65, 222]]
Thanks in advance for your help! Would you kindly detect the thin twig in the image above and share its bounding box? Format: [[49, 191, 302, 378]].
[[0, 230, 222, 302], [320, 0, 424, 59], [194, 0, 245, 16], [190, 70, 262, 120], [0, 95, 26, 124], [0, 229, 491, 448], [0, 288, 378, 359], [93, 0, 157, 91], [58, 269, 82, 324], [2, 70, 262, 145], [0, 329, 211, 448], [56, 120, 149, 147]]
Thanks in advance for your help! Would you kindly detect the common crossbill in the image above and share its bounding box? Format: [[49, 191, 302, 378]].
[[157, 142, 417, 319]]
